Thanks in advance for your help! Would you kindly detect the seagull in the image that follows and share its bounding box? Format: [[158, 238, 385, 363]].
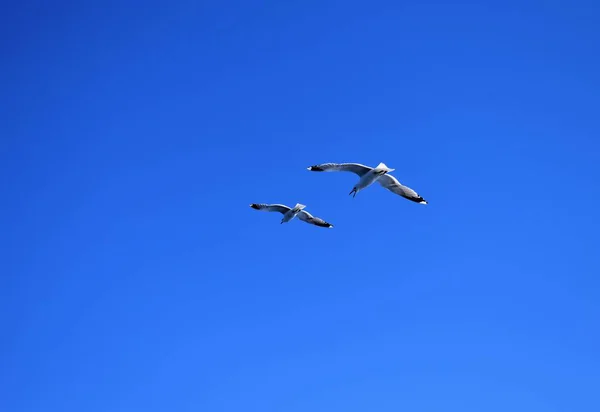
[[249, 203, 334, 228], [307, 162, 428, 204]]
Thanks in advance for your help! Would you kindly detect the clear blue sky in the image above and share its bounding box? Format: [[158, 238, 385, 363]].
[[2, 1, 599, 411]]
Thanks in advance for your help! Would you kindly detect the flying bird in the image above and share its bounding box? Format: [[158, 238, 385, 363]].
[[307, 162, 428, 204], [249, 203, 334, 228]]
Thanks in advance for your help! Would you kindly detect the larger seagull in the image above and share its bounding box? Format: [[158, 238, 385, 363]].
[[307, 162, 428, 204], [250, 203, 334, 228]]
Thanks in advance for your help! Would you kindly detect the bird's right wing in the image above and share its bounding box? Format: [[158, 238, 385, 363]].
[[307, 163, 372, 177], [377, 174, 428, 204], [249, 203, 291, 214], [297, 210, 334, 228]]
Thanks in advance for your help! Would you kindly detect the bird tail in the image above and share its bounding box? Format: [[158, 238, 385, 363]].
[[292, 203, 307, 212], [375, 162, 394, 172]]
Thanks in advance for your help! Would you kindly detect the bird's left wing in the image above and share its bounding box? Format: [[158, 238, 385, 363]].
[[249, 203, 291, 214], [307, 163, 372, 177]]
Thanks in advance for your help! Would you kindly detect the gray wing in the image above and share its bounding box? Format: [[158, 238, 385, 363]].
[[297, 210, 334, 228], [377, 174, 428, 204], [249, 203, 291, 214], [307, 163, 372, 177]]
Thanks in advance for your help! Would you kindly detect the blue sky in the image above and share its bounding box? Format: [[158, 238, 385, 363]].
[[2, 1, 599, 411]]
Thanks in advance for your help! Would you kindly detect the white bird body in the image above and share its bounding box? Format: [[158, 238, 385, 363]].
[[281, 203, 306, 223], [307, 161, 427, 204], [354, 162, 395, 193]]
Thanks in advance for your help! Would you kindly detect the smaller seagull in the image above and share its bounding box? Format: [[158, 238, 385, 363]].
[[307, 162, 428, 204], [249, 203, 334, 228]]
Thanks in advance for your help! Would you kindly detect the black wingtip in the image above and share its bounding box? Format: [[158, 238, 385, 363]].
[[316, 221, 334, 228], [307, 165, 324, 172], [409, 197, 428, 204], [250, 203, 259, 209]]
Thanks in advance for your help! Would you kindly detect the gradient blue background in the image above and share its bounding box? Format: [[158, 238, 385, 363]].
[[2, 1, 599, 411]]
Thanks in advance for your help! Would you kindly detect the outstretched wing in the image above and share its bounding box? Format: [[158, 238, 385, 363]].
[[249, 203, 291, 214], [307, 163, 372, 177], [297, 210, 334, 228], [377, 174, 428, 204]]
